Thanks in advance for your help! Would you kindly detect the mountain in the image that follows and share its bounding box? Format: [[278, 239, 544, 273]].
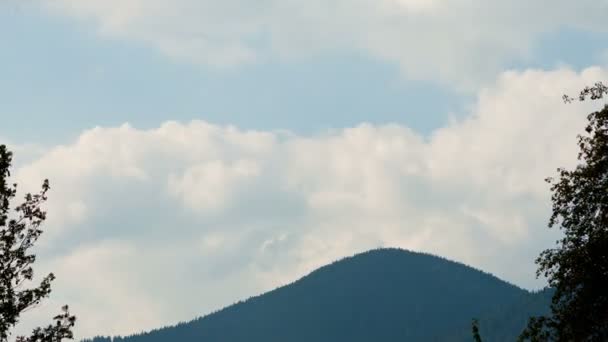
[[83, 248, 551, 342]]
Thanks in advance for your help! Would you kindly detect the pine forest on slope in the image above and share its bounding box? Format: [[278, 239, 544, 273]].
[[83, 248, 551, 342]]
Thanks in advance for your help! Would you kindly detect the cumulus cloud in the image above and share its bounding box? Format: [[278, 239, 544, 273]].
[[168, 159, 262, 213], [42, 0, 608, 87], [8, 66, 608, 339]]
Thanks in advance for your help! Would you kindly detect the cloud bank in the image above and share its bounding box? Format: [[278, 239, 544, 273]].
[[10, 66, 608, 339], [44, 0, 608, 88]]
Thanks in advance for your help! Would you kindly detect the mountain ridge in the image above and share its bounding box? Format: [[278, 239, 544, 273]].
[[83, 248, 551, 342]]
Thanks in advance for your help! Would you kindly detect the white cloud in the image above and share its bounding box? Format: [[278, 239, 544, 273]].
[[42, 0, 608, 88], [9, 66, 608, 339], [168, 159, 262, 213]]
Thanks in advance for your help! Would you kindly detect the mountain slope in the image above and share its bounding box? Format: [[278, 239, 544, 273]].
[[84, 248, 551, 342]]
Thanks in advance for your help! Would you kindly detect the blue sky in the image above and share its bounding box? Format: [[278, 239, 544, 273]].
[[3, 2, 607, 144], [2, 4, 466, 143], [2, 0, 608, 339]]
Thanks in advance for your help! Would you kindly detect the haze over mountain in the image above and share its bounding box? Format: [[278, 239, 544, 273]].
[[82, 248, 551, 342]]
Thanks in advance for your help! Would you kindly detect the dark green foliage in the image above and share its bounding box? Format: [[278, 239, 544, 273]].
[[472, 319, 482, 342], [521, 84, 608, 341], [0, 145, 76, 342], [81, 337, 111, 342], [82, 249, 551, 342]]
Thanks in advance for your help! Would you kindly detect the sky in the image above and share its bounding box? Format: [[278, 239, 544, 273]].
[[1, 0, 608, 339]]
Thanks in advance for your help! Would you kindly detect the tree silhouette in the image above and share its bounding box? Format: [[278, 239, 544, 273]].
[[520, 83, 608, 341], [0, 145, 76, 342], [471, 319, 483, 342]]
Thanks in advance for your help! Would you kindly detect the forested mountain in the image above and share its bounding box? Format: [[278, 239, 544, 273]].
[[83, 248, 551, 342]]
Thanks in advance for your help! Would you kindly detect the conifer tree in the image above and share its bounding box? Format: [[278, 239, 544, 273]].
[[471, 319, 483, 342]]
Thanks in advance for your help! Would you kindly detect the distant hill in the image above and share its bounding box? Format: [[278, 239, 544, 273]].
[[83, 248, 551, 342]]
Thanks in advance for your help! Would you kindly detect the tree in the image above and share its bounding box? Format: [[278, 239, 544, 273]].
[[0, 145, 76, 341], [519, 82, 608, 341], [471, 319, 483, 342]]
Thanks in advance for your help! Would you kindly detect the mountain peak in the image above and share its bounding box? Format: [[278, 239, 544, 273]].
[[84, 249, 549, 342]]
